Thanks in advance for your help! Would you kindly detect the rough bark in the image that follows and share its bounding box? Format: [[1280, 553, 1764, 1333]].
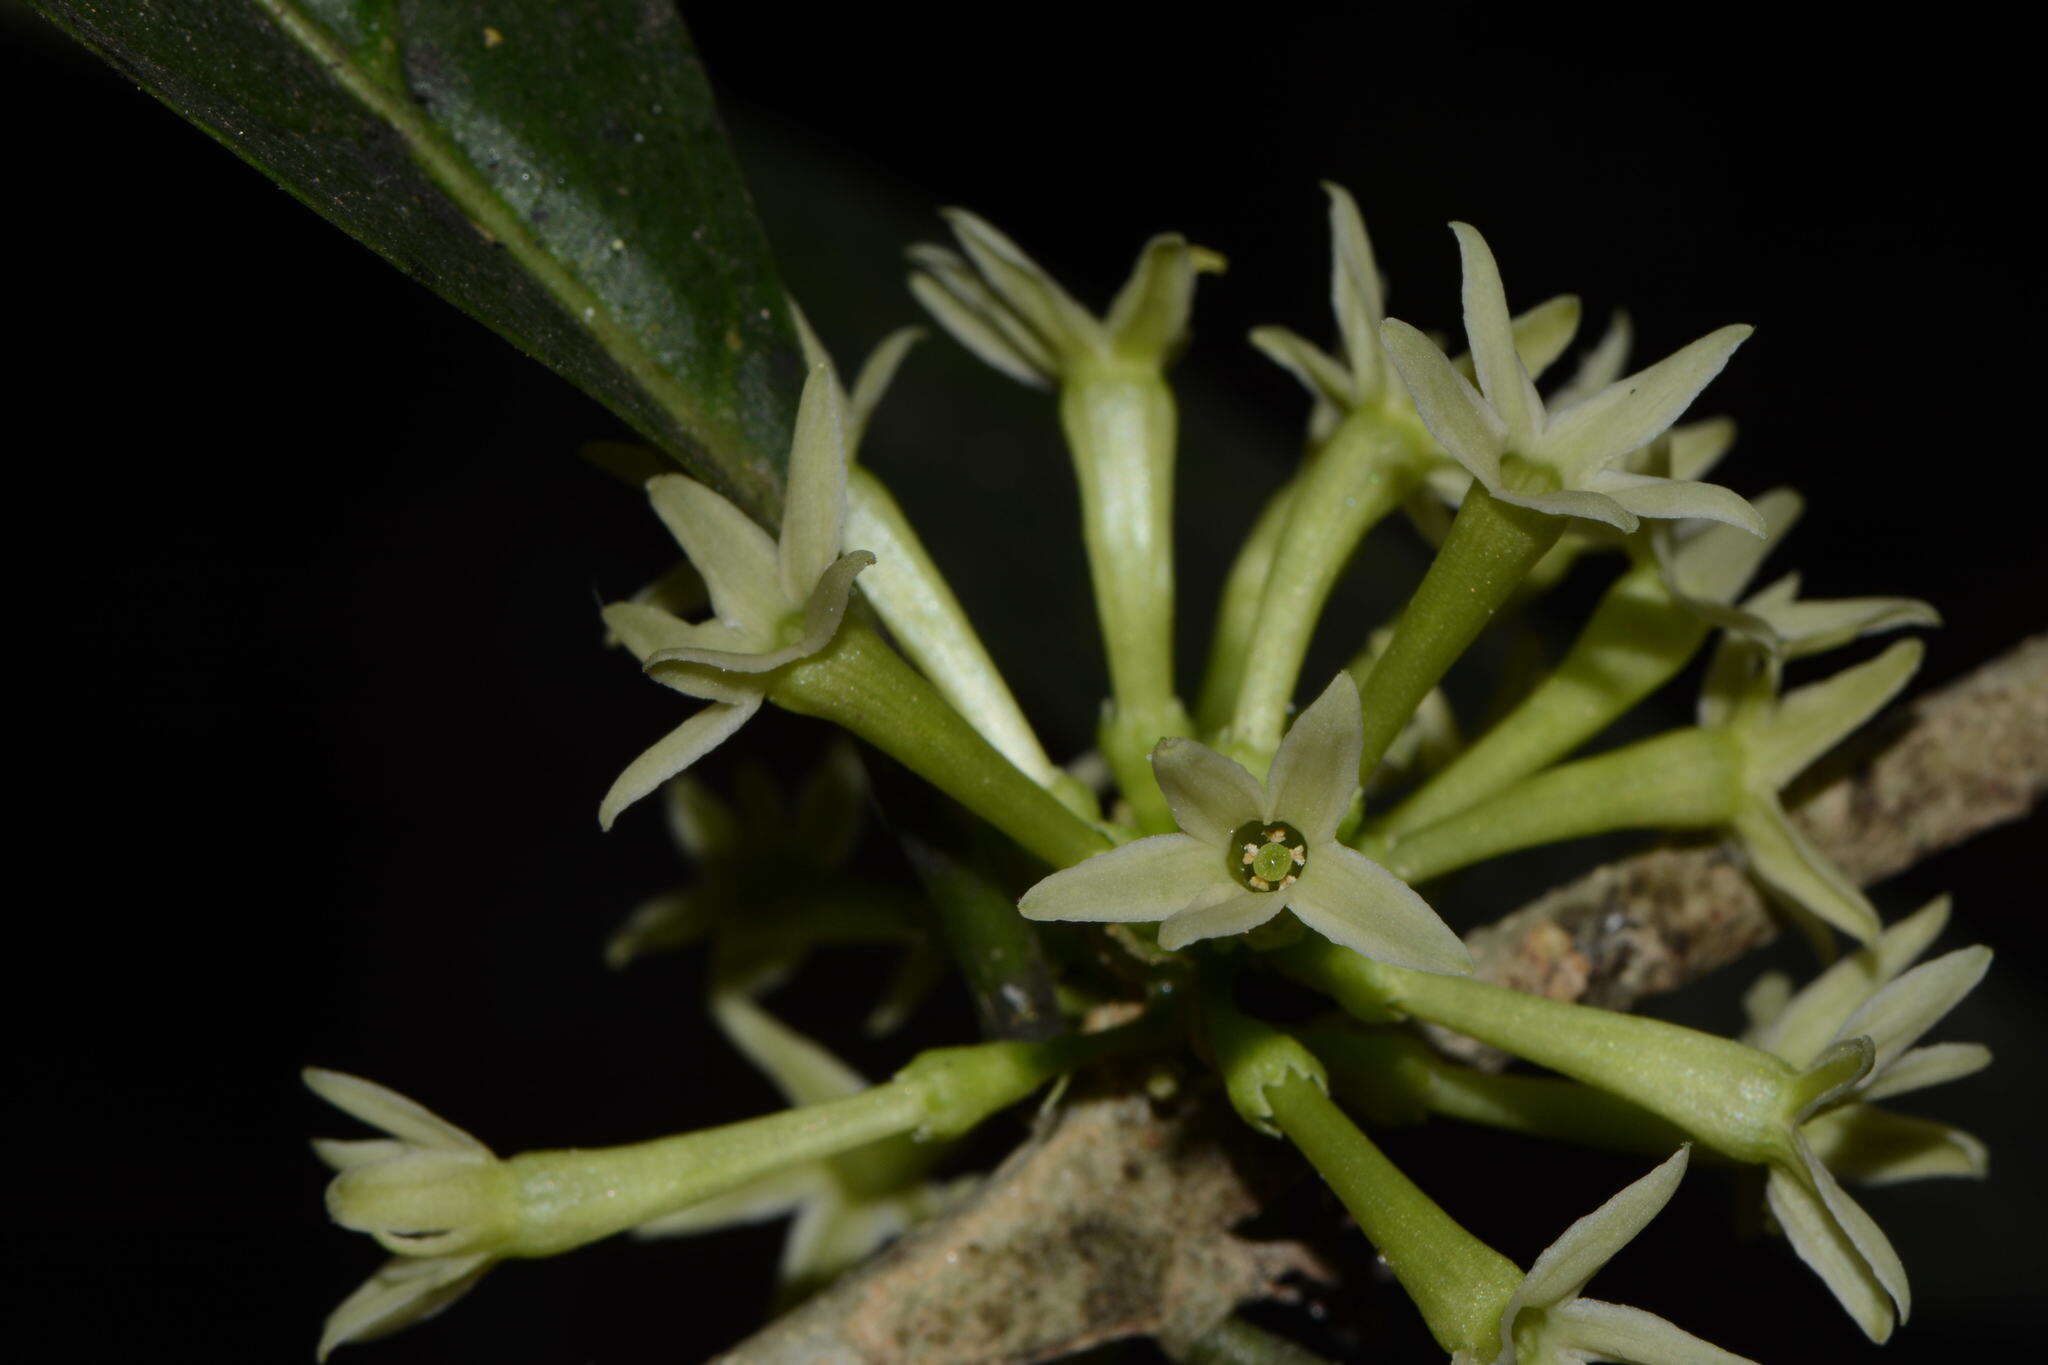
[[720, 636, 2047, 1361]]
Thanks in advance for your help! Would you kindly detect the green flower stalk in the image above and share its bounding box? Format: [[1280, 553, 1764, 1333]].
[[1354, 223, 1761, 777], [1201, 991, 1751, 1363], [790, 315, 1092, 816], [309, 1010, 1169, 1354], [1368, 487, 1805, 842], [1223, 187, 1585, 770], [1276, 942, 1914, 1341], [602, 362, 1106, 871], [910, 211, 1223, 829], [633, 994, 974, 1306], [1019, 673, 1468, 969], [1371, 638, 1923, 946]]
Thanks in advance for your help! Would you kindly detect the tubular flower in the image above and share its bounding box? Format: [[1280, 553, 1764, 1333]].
[[1020, 672, 1469, 970], [598, 364, 874, 829], [1382, 223, 1763, 538], [634, 994, 972, 1304], [307, 1069, 513, 1359]]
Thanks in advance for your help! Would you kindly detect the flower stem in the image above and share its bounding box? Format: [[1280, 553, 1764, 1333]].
[[1226, 410, 1420, 764], [1062, 367, 1189, 829], [504, 1010, 1172, 1258], [1374, 727, 1744, 882], [773, 618, 1110, 869], [845, 467, 1078, 807], [1274, 942, 1799, 1163], [1195, 477, 1298, 736], [905, 837, 1064, 1040], [1371, 557, 1711, 840], [1265, 1074, 1522, 1354], [1301, 1025, 1694, 1158], [1350, 484, 1562, 779]]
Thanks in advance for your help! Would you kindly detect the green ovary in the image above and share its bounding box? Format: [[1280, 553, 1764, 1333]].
[[1229, 819, 1308, 892]]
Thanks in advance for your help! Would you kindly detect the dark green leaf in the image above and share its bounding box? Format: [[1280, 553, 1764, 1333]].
[[37, 0, 799, 518]]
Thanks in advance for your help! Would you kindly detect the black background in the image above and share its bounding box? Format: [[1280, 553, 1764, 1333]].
[[6, 2, 2043, 1361]]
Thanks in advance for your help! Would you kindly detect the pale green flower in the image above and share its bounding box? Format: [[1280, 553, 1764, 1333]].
[[1455, 1148, 1754, 1365], [1704, 638, 1925, 943], [1251, 182, 1583, 446], [1731, 898, 1993, 1334], [635, 994, 972, 1303], [1382, 223, 1762, 537], [599, 365, 874, 829], [908, 209, 1223, 383], [1020, 673, 1468, 969], [306, 1068, 511, 1359]]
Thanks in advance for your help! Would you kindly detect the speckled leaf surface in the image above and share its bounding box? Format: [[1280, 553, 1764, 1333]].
[[37, 0, 799, 518]]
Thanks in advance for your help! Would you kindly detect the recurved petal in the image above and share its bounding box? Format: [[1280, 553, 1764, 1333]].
[[1765, 1162, 1895, 1343], [1757, 595, 1942, 662], [1151, 737, 1265, 844], [1323, 182, 1386, 393], [1745, 639, 1923, 790], [1803, 1103, 1989, 1185], [1832, 947, 1993, 1078], [598, 698, 763, 831], [1156, 883, 1284, 951], [780, 366, 852, 602], [1659, 488, 1801, 608], [1731, 797, 1883, 945], [1539, 325, 1752, 475], [1017, 833, 1224, 924], [317, 1254, 494, 1362], [646, 475, 786, 627], [643, 552, 874, 675], [1860, 1042, 1992, 1102], [1545, 1297, 1758, 1365], [942, 208, 1103, 356], [1746, 896, 1951, 1062], [1452, 222, 1544, 447], [1492, 485, 1641, 534], [1588, 470, 1766, 536], [1512, 1147, 1691, 1318], [1283, 844, 1469, 973], [1794, 1133, 1911, 1324], [304, 1068, 491, 1154], [1265, 672, 1364, 843], [1249, 325, 1359, 413], [1380, 317, 1507, 482], [847, 327, 926, 449], [908, 264, 1055, 388]]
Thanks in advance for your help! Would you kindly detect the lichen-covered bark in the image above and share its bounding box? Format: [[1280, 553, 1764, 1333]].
[[1460, 634, 2047, 1030], [718, 1084, 1318, 1363]]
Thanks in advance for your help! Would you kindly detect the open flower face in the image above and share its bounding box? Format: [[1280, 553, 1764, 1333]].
[[1020, 674, 1469, 971], [597, 364, 876, 829], [1382, 223, 1762, 539]]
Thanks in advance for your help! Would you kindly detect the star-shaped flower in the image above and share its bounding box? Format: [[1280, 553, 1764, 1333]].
[[1251, 182, 1584, 447], [634, 993, 971, 1304], [306, 1069, 513, 1360], [599, 365, 875, 829], [1020, 673, 1469, 969], [1735, 898, 1992, 1337], [1702, 636, 1925, 944], [1455, 1148, 1755, 1365], [1382, 223, 1763, 537]]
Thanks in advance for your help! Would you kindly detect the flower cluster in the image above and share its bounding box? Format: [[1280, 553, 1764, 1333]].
[[308, 189, 1986, 1363]]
